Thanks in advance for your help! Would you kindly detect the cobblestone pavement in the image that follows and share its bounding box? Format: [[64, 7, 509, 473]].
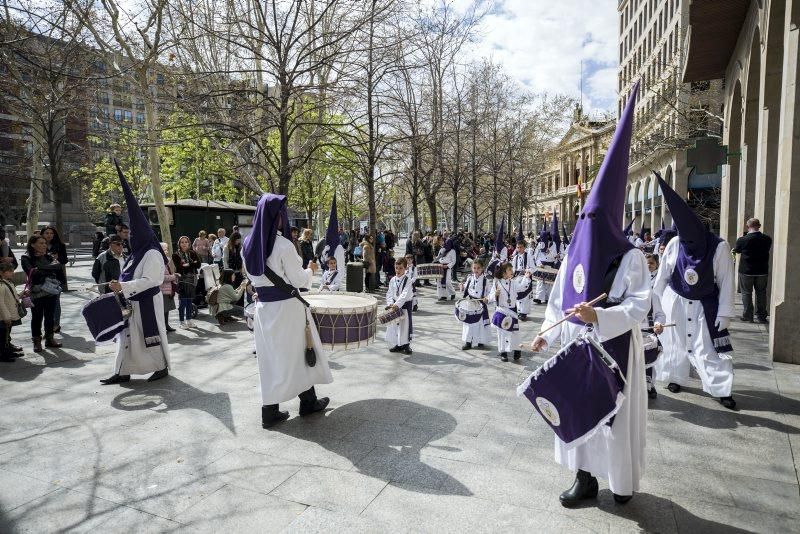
[[1, 252, 799, 533]]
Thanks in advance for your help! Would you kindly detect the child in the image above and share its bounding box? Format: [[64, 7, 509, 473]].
[[644, 253, 666, 400], [436, 239, 457, 301], [319, 257, 341, 291], [533, 232, 558, 304], [382, 249, 396, 286], [511, 240, 533, 320], [404, 254, 419, 311], [0, 263, 22, 362], [490, 262, 531, 362], [459, 258, 491, 350], [385, 257, 413, 355]]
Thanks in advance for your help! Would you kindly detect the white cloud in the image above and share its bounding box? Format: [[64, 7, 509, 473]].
[[463, 0, 619, 114]]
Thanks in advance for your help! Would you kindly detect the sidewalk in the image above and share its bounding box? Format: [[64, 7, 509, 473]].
[[1, 254, 798, 532]]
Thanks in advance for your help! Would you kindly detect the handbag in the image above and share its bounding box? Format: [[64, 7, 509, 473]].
[[1, 279, 26, 320], [40, 277, 62, 296], [21, 270, 34, 308]]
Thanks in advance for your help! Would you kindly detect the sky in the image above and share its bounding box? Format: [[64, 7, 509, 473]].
[[462, 0, 619, 115]]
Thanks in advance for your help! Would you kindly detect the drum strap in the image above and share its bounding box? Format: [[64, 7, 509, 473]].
[[261, 266, 316, 367]]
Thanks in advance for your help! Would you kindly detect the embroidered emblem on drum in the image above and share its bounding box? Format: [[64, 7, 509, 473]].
[[458, 309, 467, 321], [572, 264, 586, 293], [536, 396, 561, 426], [501, 315, 513, 330], [684, 268, 699, 286]]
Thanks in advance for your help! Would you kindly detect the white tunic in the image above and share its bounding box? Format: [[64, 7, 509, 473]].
[[319, 269, 342, 292], [437, 249, 457, 298], [460, 273, 492, 345], [512, 251, 533, 314], [385, 274, 413, 347], [538, 249, 650, 496], [653, 238, 735, 397], [490, 276, 531, 353], [246, 234, 333, 405], [114, 249, 170, 376], [534, 242, 558, 302]]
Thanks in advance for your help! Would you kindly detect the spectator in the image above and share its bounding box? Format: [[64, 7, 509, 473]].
[[290, 226, 301, 256], [224, 232, 245, 290], [299, 228, 315, 268], [41, 226, 67, 333], [0, 263, 22, 362], [104, 203, 123, 236], [0, 227, 17, 269], [193, 230, 211, 263], [375, 230, 386, 285], [210, 269, 247, 325], [172, 235, 201, 328], [21, 235, 64, 352], [101, 224, 130, 255], [361, 234, 376, 291], [733, 218, 772, 323], [211, 233, 224, 268], [347, 230, 358, 262], [91, 235, 125, 292], [160, 242, 178, 332], [216, 227, 229, 252], [92, 229, 105, 258]]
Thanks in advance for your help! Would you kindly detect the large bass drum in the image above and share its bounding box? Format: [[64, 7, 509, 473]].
[[302, 291, 379, 350]]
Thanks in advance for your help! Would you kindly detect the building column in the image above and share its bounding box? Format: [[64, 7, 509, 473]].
[[771, 2, 800, 364]]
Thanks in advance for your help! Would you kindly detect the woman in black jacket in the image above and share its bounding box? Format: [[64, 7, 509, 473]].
[[41, 226, 68, 333], [299, 229, 315, 268], [172, 235, 201, 328], [21, 235, 65, 352]]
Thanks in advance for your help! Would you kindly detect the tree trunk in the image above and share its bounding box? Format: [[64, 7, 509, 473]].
[[26, 146, 44, 237], [141, 72, 172, 252], [426, 194, 437, 232]]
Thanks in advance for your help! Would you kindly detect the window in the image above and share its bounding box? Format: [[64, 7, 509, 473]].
[[691, 81, 710, 93], [136, 112, 145, 124], [124, 110, 133, 122], [136, 99, 145, 111], [114, 109, 123, 121], [157, 73, 165, 85], [99, 92, 109, 104]]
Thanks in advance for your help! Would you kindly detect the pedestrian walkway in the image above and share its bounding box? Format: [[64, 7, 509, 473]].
[[1, 255, 798, 532]]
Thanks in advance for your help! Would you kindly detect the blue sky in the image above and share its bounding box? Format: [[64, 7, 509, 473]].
[[463, 0, 619, 114]]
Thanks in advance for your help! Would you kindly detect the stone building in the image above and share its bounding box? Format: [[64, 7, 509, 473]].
[[682, 0, 799, 364], [617, 0, 725, 236], [527, 113, 615, 233]]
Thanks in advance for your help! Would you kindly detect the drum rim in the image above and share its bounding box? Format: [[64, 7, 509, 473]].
[[304, 291, 379, 314], [455, 298, 484, 312]]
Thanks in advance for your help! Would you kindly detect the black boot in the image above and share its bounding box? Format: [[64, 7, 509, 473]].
[[533, 299, 542, 305], [100, 374, 131, 385], [519, 314, 527, 321], [401, 344, 412, 355], [667, 383, 681, 393], [262, 404, 289, 428], [719, 396, 737, 410], [613, 493, 633, 504], [147, 368, 169, 382], [299, 386, 330, 416], [513, 350, 521, 361], [389, 345, 401, 353], [477, 343, 484, 348], [462, 342, 472, 351], [44, 335, 62, 348], [499, 352, 508, 362], [648, 386, 658, 400], [559, 470, 598, 507]]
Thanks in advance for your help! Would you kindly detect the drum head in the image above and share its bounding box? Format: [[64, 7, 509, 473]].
[[501, 315, 513, 330], [304, 291, 378, 313]]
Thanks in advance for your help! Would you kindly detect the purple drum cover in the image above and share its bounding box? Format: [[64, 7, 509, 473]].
[[82, 293, 127, 342], [312, 308, 376, 347], [454, 302, 483, 324], [643, 333, 662, 367], [491, 310, 518, 331], [518, 339, 625, 448]]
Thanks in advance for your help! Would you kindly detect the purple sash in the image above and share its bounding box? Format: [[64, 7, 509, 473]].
[[126, 285, 162, 347]]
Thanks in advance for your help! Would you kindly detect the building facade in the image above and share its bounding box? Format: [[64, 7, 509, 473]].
[[527, 113, 615, 233], [618, 0, 725, 236], [682, 0, 799, 364]]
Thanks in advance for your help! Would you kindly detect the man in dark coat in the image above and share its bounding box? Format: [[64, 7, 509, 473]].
[[733, 218, 772, 323]]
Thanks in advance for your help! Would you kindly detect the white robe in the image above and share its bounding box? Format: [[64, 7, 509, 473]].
[[321, 244, 346, 289], [437, 249, 456, 298], [512, 251, 532, 314], [460, 273, 492, 345], [534, 242, 558, 302], [490, 276, 531, 353], [539, 249, 650, 496], [653, 239, 735, 397], [246, 235, 333, 405], [319, 269, 342, 292], [385, 274, 413, 347], [114, 249, 170, 376]]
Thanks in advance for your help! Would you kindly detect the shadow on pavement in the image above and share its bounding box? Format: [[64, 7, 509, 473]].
[[403, 352, 481, 368], [275, 399, 473, 496]]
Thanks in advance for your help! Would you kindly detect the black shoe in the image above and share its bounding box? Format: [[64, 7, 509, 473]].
[[613, 493, 633, 504], [740, 316, 754, 323], [401, 344, 412, 355], [53, 325, 61, 334], [667, 383, 681, 393], [438, 297, 447, 301], [450, 295, 455, 301], [533, 299, 542, 305], [519, 314, 527, 321], [100, 374, 131, 385], [719, 396, 737, 409], [513, 350, 521, 361], [389, 345, 401, 353], [462, 342, 472, 350], [757, 317, 769, 324], [413, 305, 418, 311], [559, 470, 599, 507], [300, 397, 330, 416], [165, 325, 176, 332], [477, 344, 484, 348], [147, 368, 169, 382], [648, 387, 658, 399], [499, 352, 508, 362], [262, 405, 290, 428]]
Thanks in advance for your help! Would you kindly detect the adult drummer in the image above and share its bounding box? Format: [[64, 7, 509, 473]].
[[243, 193, 332, 428], [530, 82, 650, 507], [101, 162, 170, 385]]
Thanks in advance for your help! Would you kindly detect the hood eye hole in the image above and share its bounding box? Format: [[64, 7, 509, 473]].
[[580, 213, 586, 219]]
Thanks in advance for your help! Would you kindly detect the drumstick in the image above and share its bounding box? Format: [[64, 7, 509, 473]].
[[517, 293, 608, 348]]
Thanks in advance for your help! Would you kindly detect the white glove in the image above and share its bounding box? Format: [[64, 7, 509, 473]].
[[715, 317, 731, 331]]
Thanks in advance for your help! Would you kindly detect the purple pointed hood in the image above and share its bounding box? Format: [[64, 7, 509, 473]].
[[550, 210, 561, 250], [114, 159, 167, 282], [322, 193, 340, 260], [516, 218, 524, 243], [562, 82, 639, 320], [494, 217, 505, 254], [656, 174, 716, 258], [243, 193, 291, 277], [623, 216, 636, 236]]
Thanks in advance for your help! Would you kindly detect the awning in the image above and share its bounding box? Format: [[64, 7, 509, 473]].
[[682, 0, 750, 83]]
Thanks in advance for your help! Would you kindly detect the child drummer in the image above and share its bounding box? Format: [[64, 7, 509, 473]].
[[458, 258, 491, 350], [385, 257, 413, 355], [405, 254, 419, 311], [512, 240, 533, 320], [490, 262, 532, 362], [319, 257, 341, 292]]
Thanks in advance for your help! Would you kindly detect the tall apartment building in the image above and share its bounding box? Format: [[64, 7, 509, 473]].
[[617, 0, 724, 234]]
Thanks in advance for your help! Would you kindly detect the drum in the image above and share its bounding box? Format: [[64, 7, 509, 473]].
[[517, 333, 626, 449], [416, 263, 446, 280], [378, 306, 404, 325], [515, 276, 533, 299], [491, 309, 517, 331], [643, 332, 662, 368], [303, 291, 379, 350], [454, 298, 485, 324], [81, 292, 132, 343], [244, 302, 256, 331], [531, 266, 559, 283]]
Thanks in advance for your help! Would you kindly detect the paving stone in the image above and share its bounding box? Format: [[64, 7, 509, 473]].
[[269, 466, 388, 514]]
